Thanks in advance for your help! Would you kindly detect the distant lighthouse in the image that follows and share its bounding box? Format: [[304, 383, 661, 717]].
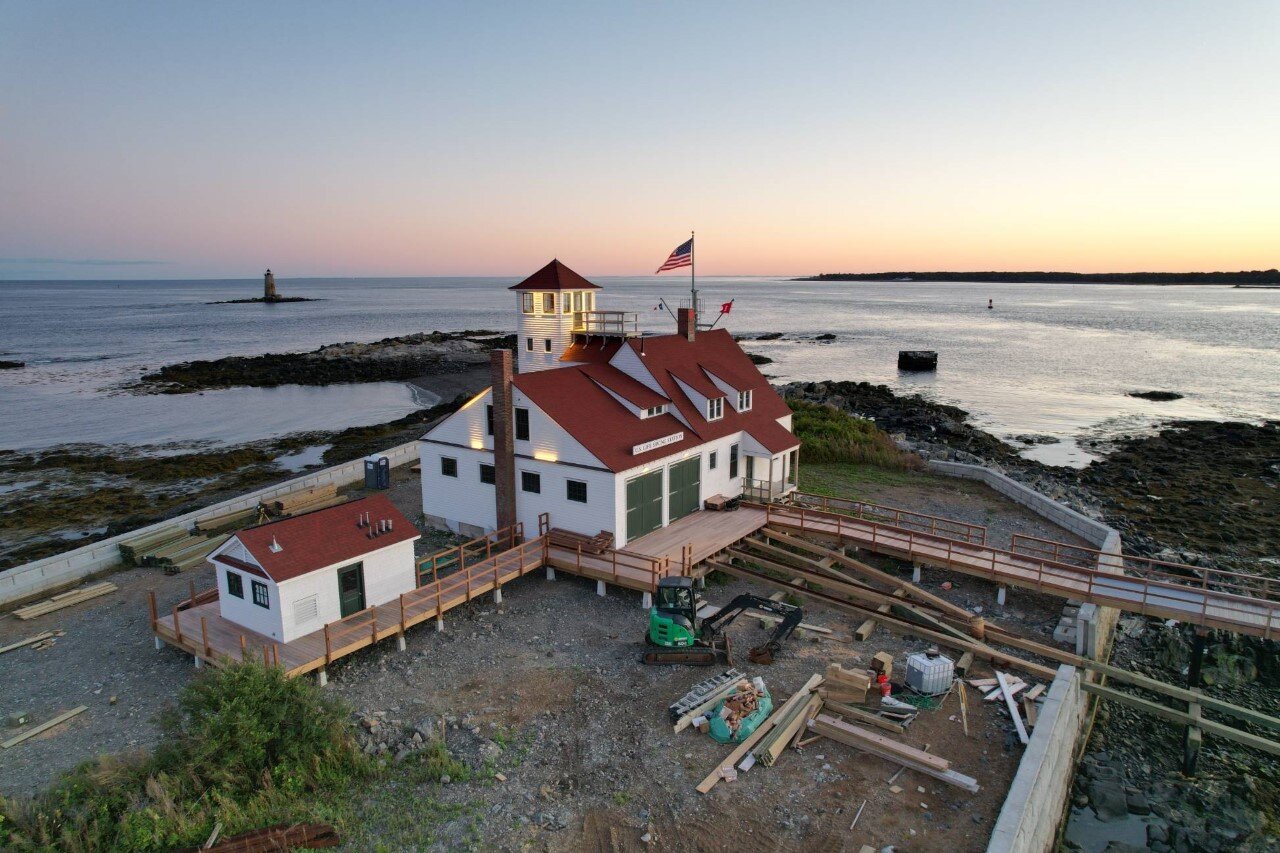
[[263, 269, 278, 301]]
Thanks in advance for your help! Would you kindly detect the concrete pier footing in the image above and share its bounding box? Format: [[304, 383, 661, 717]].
[[641, 591, 652, 610], [154, 636, 163, 651], [396, 634, 406, 652], [546, 566, 556, 581], [912, 562, 922, 583], [494, 588, 503, 605], [597, 580, 606, 597], [435, 617, 444, 632], [997, 585, 1008, 606], [317, 667, 328, 687], [193, 655, 204, 669]]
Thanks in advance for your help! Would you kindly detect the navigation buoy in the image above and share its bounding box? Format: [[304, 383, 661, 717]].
[[988, 298, 993, 310]]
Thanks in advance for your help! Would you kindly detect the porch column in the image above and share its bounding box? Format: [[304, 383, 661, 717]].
[[768, 456, 775, 500]]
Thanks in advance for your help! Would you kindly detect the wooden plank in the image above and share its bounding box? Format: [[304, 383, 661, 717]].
[[1081, 682, 1280, 757], [758, 693, 822, 766], [0, 631, 55, 655], [810, 714, 950, 771], [985, 679, 1026, 702], [810, 715, 980, 793], [996, 671, 1029, 745], [697, 674, 823, 793], [1, 706, 87, 749], [955, 652, 974, 676], [821, 699, 907, 735], [958, 681, 970, 736], [14, 583, 117, 619], [1022, 695, 1039, 728], [1023, 684, 1046, 702]]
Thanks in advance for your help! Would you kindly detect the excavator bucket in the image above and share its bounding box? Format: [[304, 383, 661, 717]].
[[747, 644, 776, 665]]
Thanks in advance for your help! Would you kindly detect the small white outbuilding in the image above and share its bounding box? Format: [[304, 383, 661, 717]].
[[206, 494, 420, 643]]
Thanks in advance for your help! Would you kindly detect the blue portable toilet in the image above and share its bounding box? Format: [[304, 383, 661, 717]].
[[364, 454, 390, 489]]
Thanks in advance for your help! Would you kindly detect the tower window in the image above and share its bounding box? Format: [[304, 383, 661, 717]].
[[563, 294, 572, 314], [521, 293, 534, 313], [542, 293, 555, 313], [525, 337, 533, 352], [544, 339, 552, 352], [573, 292, 583, 311]]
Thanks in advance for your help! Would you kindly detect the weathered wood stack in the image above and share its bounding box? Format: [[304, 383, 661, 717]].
[[823, 663, 871, 704], [263, 483, 346, 518], [194, 505, 263, 534], [13, 582, 117, 620], [119, 527, 189, 566], [547, 528, 615, 554]]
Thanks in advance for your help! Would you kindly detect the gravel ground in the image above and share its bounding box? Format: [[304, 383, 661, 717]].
[[0, 467, 1086, 852]]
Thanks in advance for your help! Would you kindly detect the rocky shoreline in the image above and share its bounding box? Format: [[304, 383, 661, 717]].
[[130, 330, 515, 394], [783, 379, 1279, 851]]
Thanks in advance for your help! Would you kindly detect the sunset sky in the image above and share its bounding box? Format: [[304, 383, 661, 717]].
[[2, 2, 1277, 279]]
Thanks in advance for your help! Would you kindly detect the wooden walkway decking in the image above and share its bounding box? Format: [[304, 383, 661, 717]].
[[151, 508, 769, 679], [762, 502, 1280, 638]]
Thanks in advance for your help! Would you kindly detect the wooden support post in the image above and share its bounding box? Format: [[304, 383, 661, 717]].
[[173, 606, 182, 643], [188, 578, 196, 604], [200, 616, 210, 656], [1184, 702, 1202, 776], [369, 605, 378, 645], [324, 624, 332, 665], [240, 634, 248, 662], [147, 589, 158, 630]]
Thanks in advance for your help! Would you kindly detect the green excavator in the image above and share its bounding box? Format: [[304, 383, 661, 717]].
[[642, 576, 804, 666]]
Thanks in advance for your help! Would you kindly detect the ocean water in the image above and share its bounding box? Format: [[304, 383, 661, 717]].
[[1, 277, 1277, 463]]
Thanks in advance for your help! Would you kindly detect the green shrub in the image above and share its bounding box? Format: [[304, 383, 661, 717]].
[[0, 663, 369, 852], [788, 398, 921, 470]]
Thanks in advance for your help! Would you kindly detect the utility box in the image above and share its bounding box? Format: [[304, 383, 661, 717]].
[[363, 455, 390, 490]]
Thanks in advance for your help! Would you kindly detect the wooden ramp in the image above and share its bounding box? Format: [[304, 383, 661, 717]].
[[761, 502, 1280, 638]]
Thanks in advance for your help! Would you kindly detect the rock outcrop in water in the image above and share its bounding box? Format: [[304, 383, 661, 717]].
[[132, 330, 516, 394]]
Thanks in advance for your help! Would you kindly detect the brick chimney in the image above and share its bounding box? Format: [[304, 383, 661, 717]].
[[489, 350, 517, 533], [677, 307, 696, 342]]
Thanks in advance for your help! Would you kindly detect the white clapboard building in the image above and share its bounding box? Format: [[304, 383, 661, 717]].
[[206, 494, 420, 642], [419, 260, 800, 544]]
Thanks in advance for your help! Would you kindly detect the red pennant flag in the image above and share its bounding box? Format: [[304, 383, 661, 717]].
[[720, 300, 733, 314]]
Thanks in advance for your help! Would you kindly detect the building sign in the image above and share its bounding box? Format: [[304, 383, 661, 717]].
[[632, 432, 684, 455]]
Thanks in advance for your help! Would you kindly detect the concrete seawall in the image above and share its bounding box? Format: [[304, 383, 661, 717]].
[[987, 665, 1087, 853], [0, 441, 421, 608]]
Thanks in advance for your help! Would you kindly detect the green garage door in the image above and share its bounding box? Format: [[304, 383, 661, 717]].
[[667, 456, 701, 522], [625, 470, 664, 543]]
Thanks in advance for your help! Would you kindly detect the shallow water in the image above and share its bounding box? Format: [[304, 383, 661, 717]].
[[1, 277, 1276, 456]]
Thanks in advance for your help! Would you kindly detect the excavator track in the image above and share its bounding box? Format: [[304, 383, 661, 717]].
[[641, 634, 731, 666]]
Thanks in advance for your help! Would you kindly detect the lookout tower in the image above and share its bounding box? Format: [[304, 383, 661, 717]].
[[509, 260, 608, 372], [263, 269, 278, 301]]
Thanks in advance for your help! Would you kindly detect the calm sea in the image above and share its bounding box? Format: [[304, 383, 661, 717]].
[[1, 277, 1277, 465]]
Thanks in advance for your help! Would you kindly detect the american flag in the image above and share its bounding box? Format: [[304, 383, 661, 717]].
[[655, 238, 693, 273]]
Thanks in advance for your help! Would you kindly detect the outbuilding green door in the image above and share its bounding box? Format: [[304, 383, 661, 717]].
[[667, 456, 701, 522], [337, 563, 365, 617], [625, 470, 664, 543]]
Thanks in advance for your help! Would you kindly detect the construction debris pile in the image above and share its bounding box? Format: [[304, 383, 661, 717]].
[[706, 679, 772, 744]]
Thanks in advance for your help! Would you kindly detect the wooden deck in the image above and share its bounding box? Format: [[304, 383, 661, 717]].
[[762, 503, 1280, 638], [152, 508, 770, 678]]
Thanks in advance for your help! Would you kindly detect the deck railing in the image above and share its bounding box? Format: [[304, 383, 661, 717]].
[[764, 502, 1279, 637], [573, 311, 639, 336], [1012, 532, 1279, 605], [416, 523, 523, 587], [742, 477, 797, 504], [786, 491, 988, 545]]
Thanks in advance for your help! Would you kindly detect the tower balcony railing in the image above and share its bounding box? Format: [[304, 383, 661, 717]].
[[572, 311, 640, 336]]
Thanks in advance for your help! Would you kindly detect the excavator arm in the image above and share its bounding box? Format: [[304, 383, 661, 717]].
[[700, 594, 803, 664]]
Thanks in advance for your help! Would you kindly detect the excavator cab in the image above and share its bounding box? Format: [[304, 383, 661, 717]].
[[648, 576, 698, 648]]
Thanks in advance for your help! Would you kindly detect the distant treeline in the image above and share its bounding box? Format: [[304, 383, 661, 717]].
[[798, 270, 1280, 285]]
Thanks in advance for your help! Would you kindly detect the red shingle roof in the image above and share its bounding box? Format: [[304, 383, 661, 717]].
[[560, 338, 622, 364], [227, 494, 419, 584], [508, 259, 602, 292], [512, 329, 797, 472]]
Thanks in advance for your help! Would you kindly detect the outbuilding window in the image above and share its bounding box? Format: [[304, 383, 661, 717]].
[[480, 463, 496, 484], [251, 580, 270, 609], [226, 571, 244, 599], [522, 471, 541, 493], [567, 480, 588, 503], [440, 456, 457, 477]]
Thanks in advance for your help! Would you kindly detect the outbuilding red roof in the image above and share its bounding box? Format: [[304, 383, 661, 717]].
[[222, 494, 419, 584], [512, 329, 797, 472], [508, 259, 602, 292]]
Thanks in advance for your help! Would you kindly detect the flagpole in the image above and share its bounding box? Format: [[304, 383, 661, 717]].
[[690, 230, 697, 327]]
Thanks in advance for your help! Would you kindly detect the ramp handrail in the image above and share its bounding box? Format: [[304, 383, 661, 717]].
[[787, 491, 987, 545]]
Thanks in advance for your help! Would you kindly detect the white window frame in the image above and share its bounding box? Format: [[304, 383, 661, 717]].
[[542, 293, 555, 313], [642, 405, 667, 419], [707, 397, 724, 421], [709, 451, 718, 470], [521, 293, 534, 314], [738, 390, 753, 411]]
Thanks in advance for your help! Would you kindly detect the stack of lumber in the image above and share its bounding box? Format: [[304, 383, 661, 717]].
[[0, 630, 60, 654], [809, 713, 980, 792], [144, 532, 232, 574], [752, 680, 823, 767], [263, 483, 344, 517], [14, 583, 117, 620], [824, 663, 871, 703], [194, 505, 261, 533], [547, 528, 614, 554], [119, 526, 189, 566]]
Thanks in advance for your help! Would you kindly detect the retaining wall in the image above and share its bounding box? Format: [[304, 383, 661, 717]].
[[0, 441, 421, 608], [987, 665, 1087, 853]]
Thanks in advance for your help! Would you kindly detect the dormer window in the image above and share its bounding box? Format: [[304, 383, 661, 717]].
[[642, 405, 667, 419], [707, 397, 724, 421], [737, 390, 753, 412]]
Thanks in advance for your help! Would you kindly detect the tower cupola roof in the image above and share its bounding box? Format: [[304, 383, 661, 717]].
[[508, 259, 601, 291]]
